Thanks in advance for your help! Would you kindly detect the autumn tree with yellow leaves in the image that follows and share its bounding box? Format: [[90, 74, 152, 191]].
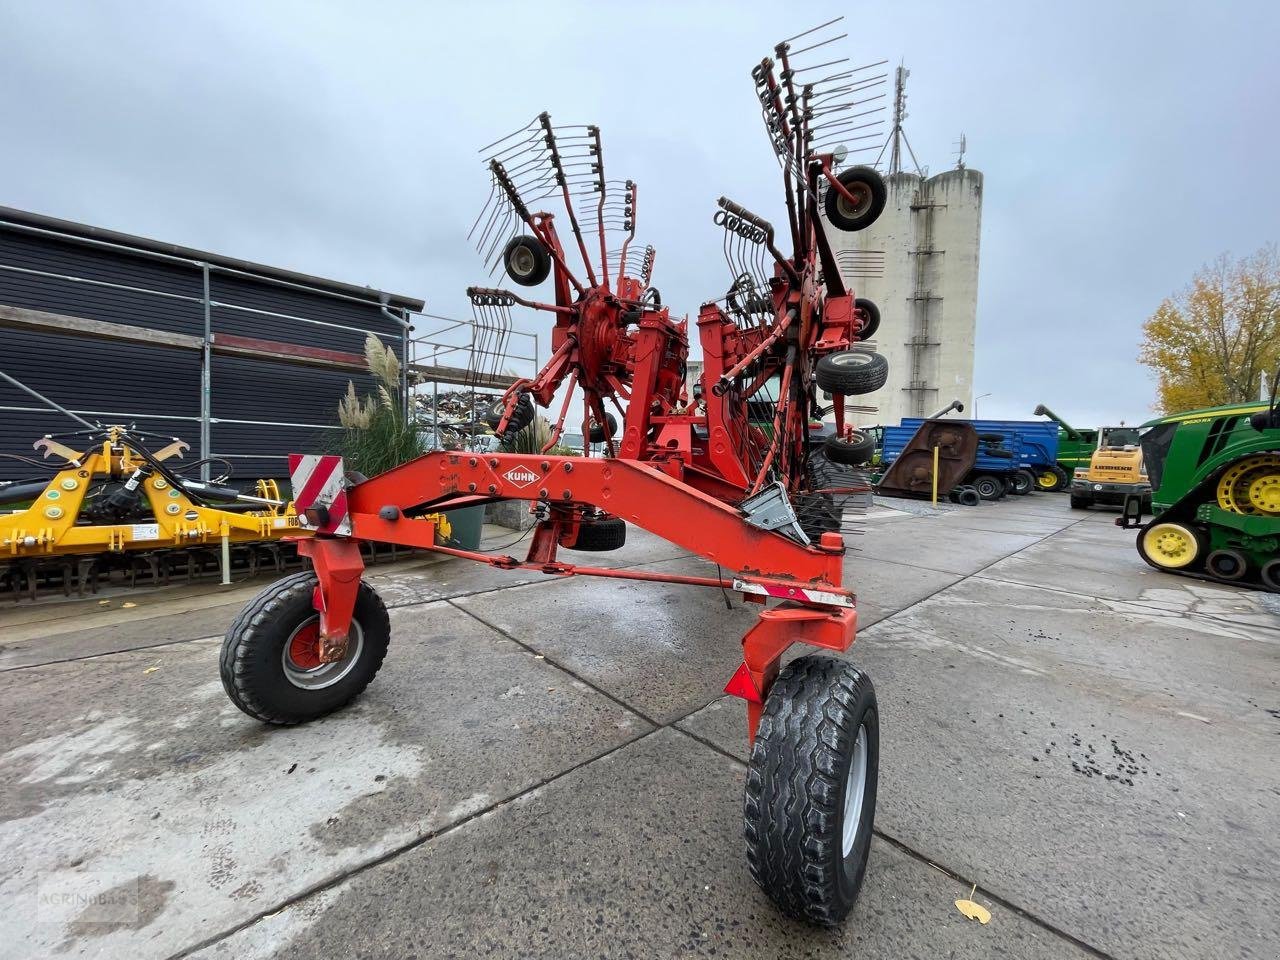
[[1139, 245, 1280, 414]]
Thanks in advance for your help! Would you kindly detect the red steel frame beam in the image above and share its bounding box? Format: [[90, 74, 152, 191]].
[[300, 451, 858, 741]]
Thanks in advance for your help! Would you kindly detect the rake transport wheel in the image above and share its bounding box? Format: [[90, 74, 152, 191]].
[[853, 297, 881, 341], [1137, 521, 1206, 573], [502, 234, 552, 287], [588, 413, 619, 444], [824, 430, 876, 466], [815, 350, 889, 396], [563, 514, 627, 552], [745, 656, 878, 926], [485, 392, 535, 436], [220, 571, 391, 724], [824, 166, 887, 233]]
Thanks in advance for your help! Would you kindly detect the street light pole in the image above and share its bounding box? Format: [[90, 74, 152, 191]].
[[974, 392, 992, 419]]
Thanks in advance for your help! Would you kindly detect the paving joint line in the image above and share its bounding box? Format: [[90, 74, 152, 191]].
[[668, 726, 1116, 960], [445, 599, 663, 730], [0, 551, 696, 673], [969, 571, 1280, 636], [163, 724, 664, 960]]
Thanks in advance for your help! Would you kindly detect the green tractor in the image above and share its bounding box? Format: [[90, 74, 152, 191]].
[[1118, 391, 1280, 590], [1032, 404, 1092, 491]]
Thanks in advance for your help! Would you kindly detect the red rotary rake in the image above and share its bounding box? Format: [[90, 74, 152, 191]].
[[221, 18, 892, 925]]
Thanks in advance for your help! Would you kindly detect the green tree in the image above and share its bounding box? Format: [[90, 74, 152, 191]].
[[1139, 245, 1280, 414]]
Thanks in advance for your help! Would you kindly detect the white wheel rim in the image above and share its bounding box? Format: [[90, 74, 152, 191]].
[[830, 352, 874, 368], [510, 246, 536, 277], [842, 723, 868, 858], [281, 616, 365, 690]]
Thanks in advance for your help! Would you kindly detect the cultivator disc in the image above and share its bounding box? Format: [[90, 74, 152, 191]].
[[1215, 454, 1280, 516]]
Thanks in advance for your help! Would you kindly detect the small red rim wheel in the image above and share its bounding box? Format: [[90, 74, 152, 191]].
[[282, 616, 366, 690], [221, 571, 390, 724], [287, 621, 323, 671]]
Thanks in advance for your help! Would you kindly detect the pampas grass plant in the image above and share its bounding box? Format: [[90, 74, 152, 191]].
[[333, 335, 427, 477]]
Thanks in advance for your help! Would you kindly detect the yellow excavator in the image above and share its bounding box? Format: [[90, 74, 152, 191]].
[[1068, 425, 1151, 510]]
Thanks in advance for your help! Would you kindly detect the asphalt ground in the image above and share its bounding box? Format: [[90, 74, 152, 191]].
[[2, 493, 1277, 960]]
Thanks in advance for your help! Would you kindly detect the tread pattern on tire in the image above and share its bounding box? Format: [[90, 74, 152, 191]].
[[815, 350, 889, 396], [220, 571, 391, 725], [744, 655, 877, 926]]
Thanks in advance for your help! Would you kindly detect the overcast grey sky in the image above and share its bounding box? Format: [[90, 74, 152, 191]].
[[3, 0, 1277, 426]]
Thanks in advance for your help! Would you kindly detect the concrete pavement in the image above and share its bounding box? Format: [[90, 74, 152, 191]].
[[1, 495, 1276, 959]]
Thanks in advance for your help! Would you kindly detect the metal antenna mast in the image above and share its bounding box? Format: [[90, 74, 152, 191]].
[[875, 63, 923, 176]]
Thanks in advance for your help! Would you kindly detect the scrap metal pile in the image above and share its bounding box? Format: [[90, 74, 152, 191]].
[[221, 19, 898, 926]]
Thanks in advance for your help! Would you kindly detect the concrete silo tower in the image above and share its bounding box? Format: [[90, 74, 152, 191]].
[[824, 66, 982, 426]]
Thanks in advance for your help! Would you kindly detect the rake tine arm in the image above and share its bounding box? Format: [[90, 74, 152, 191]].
[[716, 198, 800, 287], [539, 113, 600, 289], [466, 286, 576, 316]]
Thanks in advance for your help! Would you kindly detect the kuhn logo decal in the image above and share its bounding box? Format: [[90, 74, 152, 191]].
[[503, 467, 539, 488]]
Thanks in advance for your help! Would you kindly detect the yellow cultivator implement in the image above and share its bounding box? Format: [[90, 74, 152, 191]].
[[1, 425, 307, 600]]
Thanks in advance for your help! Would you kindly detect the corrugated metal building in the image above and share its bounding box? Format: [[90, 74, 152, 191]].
[[0, 206, 424, 481]]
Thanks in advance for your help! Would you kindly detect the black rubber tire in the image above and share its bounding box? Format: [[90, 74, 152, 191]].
[[1052, 466, 1071, 490], [957, 486, 981, 507], [485, 392, 535, 436], [972, 474, 1003, 501], [588, 413, 618, 444], [1205, 549, 1248, 581], [502, 234, 551, 287], [1009, 469, 1035, 496], [1069, 495, 1091, 510], [1260, 559, 1280, 591], [824, 430, 875, 466], [853, 298, 880, 341], [564, 515, 626, 552], [220, 571, 391, 725], [823, 166, 887, 233], [745, 655, 878, 926], [816, 350, 889, 396]]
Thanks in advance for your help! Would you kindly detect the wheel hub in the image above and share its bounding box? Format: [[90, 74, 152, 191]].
[[837, 184, 872, 219], [1247, 473, 1280, 514], [510, 246, 536, 277], [1216, 454, 1280, 515], [282, 616, 365, 690], [1144, 522, 1201, 569]]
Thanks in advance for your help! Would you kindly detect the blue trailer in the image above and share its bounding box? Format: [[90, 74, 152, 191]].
[[888, 418, 1060, 500]]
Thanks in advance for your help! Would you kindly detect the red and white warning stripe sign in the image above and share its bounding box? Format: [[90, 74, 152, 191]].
[[289, 454, 352, 536], [732, 578, 853, 608]]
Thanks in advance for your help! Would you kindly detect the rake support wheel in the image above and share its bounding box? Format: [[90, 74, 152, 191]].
[[745, 655, 879, 926], [816, 350, 889, 396], [220, 571, 391, 725], [502, 234, 552, 287], [824, 166, 887, 233]]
